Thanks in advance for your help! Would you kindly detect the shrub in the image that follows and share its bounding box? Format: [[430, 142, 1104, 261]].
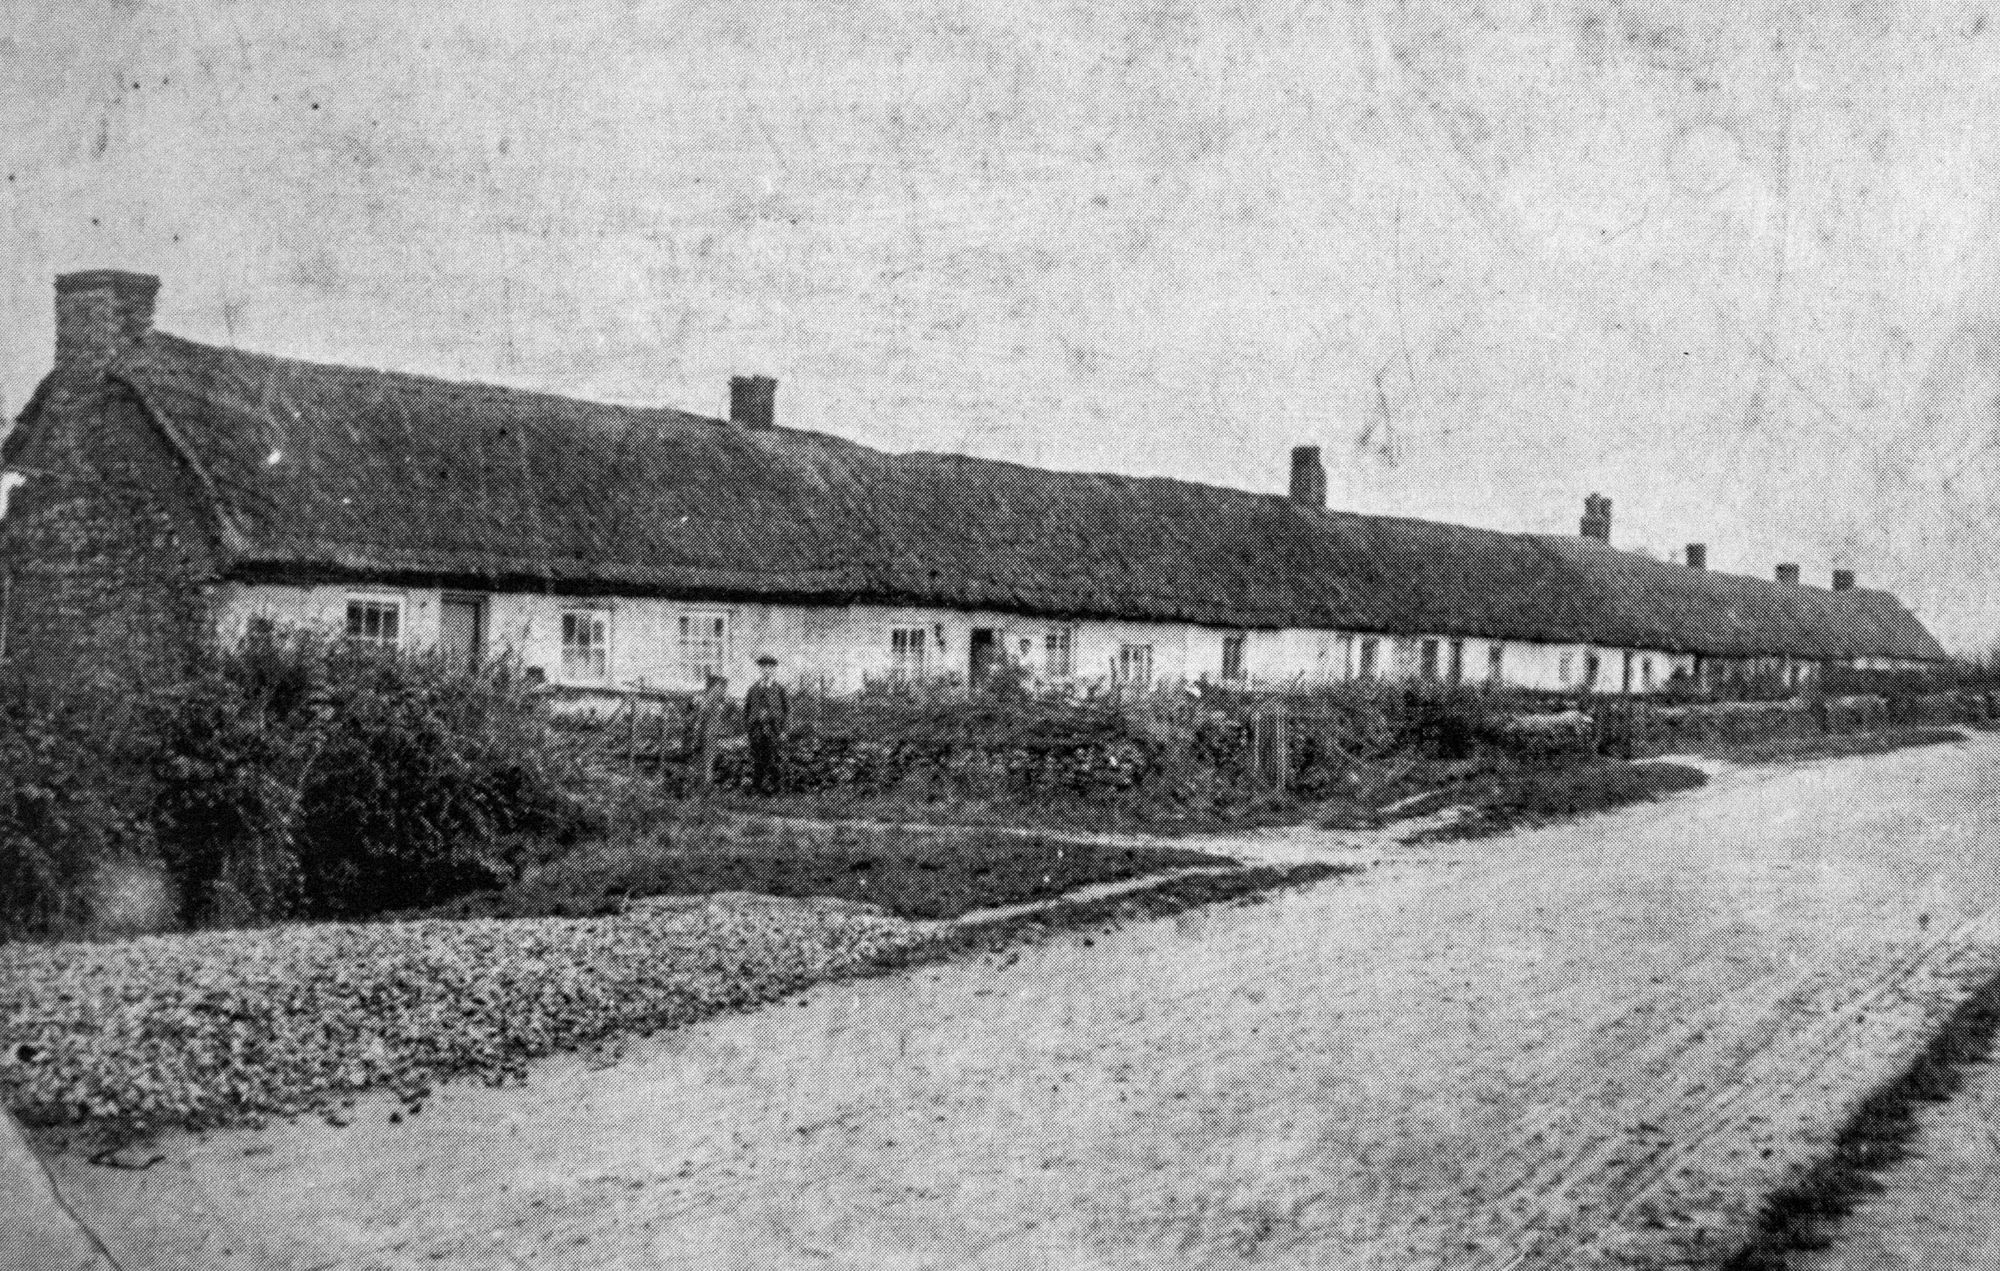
[[0, 690, 150, 939], [1388, 682, 1506, 760], [149, 633, 602, 924]]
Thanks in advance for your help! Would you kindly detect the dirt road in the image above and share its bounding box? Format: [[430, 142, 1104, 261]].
[[42, 736, 2000, 1270]]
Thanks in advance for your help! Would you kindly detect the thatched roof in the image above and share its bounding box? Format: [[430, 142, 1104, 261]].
[[24, 331, 1946, 661]]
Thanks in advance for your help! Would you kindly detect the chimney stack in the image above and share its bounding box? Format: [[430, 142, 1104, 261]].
[[729, 375, 777, 430], [1685, 543, 1707, 570], [1580, 493, 1612, 542], [1775, 563, 1800, 586], [1288, 445, 1326, 509], [55, 270, 159, 370], [1832, 568, 1856, 591]]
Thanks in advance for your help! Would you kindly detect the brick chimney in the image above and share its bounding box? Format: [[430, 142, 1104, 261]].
[[1580, 493, 1612, 542], [1775, 563, 1800, 585], [56, 270, 159, 370], [1685, 543, 1707, 570], [1289, 445, 1326, 509], [1832, 568, 1856, 591], [729, 375, 777, 430]]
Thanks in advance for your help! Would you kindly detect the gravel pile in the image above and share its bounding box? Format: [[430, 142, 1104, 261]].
[[0, 896, 927, 1131]]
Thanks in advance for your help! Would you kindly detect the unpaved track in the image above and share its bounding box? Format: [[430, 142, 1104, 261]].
[[39, 737, 2000, 1270]]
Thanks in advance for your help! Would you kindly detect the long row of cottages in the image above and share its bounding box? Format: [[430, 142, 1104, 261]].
[[0, 271, 1949, 702]]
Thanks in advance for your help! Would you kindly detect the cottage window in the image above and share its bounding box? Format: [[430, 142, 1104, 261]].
[[1584, 651, 1602, 689], [678, 612, 730, 683], [1358, 637, 1380, 680], [344, 598, 402, 650], [1642, 656, 1655, 691], [1447, 639, 1466, 685], [1044, 627, 1075, 678], [1220, 633, 1248, 682], [1487, 642, 1505, 685], [1117, 643, 1154, 685], [561, 610, 609, 681], [890, 626, 928, 680], [1419, 638, 1441, 681]]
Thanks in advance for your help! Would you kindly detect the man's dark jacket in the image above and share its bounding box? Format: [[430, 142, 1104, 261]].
[[745, 681, 789, 735]]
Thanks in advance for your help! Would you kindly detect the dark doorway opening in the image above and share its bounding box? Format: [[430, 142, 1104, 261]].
[[969, 627, 1001, 689]]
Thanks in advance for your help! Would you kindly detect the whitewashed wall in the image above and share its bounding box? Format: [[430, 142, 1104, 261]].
[[214, 582, 1706, 696]]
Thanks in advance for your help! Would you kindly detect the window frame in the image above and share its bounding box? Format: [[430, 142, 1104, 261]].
[[1043, 626, 1075, 678], [560, 607, 611, 683], [1486, 641, 1504, 686], [677, 610, 732, 685], [1117, 642, 1154, 686], [1419, 638, 1441, 681], [343, 594, 404, 651], [889, 625, 929, 681]]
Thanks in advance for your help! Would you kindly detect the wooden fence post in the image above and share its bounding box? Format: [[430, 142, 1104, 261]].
[[627, 687, 640, 776], [695, 675, 724, 795]]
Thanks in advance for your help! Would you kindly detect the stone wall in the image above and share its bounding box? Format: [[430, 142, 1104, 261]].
[[0, 377, 218, 698]]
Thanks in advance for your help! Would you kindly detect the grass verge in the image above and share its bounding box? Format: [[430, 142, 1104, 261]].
[[1713, 727, 1966, 766], [839, 861, 1357, 983], [1410, 760, 1709, 842], [1721, 965, 2000, 1269], [424, 823, 1234, 922]]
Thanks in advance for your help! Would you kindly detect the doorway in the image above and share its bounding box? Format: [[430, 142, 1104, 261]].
[[440, 596, 485, 671], [968, 627, 1001, 688]]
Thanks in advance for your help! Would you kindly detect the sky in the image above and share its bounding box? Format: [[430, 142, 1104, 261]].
[[4, 0, 2000, 650]]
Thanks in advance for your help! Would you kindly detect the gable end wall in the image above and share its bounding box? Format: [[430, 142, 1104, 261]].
[[0, 377, 221, 695]]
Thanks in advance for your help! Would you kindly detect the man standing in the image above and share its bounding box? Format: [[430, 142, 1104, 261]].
[[744, 654, 789, 795]]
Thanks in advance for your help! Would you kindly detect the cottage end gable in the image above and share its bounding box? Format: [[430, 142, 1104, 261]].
[[0, 277, 225, 695]]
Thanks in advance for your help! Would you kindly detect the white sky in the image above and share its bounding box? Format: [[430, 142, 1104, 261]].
[[5, 0, 2000, 649]]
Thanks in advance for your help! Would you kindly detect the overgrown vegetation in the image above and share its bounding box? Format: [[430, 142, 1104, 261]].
[[694, 678, 1531, 830], [147, 633, 603, 924], [5, 633, 1993, 940], [0, 693, 150, 940], [1, 634, 603, 937]]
